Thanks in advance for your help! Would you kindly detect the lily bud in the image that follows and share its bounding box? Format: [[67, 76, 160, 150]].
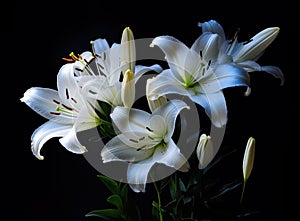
[[234, 27, 280, 62], [121, 27, 136, 74], [243, 137, 255, 181], [121, 69, 135, 108], [196, 134, 214, 169]]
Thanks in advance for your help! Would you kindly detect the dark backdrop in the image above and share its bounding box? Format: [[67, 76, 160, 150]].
[[3, 1, 294, 221]]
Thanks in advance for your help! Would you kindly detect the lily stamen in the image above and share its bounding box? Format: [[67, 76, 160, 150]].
[[146, 126, 154, 132]]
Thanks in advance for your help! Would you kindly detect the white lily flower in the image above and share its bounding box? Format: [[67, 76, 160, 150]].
[[101, 100, 190, 192], [196, 134, 214, 169], [20, 63, 101, 160], [148, 34, 249, 127], [74, 28, 162, 108], [199, 20, 284, 86]]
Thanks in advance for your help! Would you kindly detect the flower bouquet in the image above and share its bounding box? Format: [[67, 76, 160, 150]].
[[20, 19, 284, 221]]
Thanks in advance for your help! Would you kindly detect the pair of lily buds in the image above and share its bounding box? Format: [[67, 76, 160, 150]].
[[197, 135, 255, 187]]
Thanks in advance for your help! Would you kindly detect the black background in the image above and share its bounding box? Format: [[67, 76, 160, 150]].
[[3, 1, 294, 220]]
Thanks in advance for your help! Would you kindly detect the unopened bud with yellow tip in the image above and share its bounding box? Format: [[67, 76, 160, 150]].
[[121, 69, 135, 108]]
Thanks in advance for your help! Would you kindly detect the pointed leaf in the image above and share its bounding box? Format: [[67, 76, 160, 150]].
[[107, 195, 123, 211], [85, 209, 121, 220], [97, 175, 120, 195]]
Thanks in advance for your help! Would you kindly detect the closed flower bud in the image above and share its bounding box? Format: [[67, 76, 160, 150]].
[[243, 136, 255, 181], [196, 134, 214, 169]]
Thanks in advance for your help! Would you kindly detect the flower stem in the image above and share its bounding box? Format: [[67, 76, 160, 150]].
[[153, 180, 164, 221], [240, 179, 247, 204]]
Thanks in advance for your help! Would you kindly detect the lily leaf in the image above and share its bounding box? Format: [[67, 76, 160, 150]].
[[209, 180, 242, 200], [85, 209, 122, 220], [107, 194, 123, 211], [97, 175, 120, 195]]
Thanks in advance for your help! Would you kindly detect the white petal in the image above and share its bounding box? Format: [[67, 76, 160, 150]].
[[154, 140, 190, 172], [92, 38, 110, 55], [151, 36, 197, 81], [134, 64, 162, 82], [101, 135, 154, 163], [152, 100, 190, 141], [147, 70, 190, 100], [57, 63, 84, 108], [110, 106, 150, 133], [191, 32, 220, 61], [149, 115, 167, 136], [198, 20, 225, 40], [75, 105, 100, 132], [31, 121, 71, 160], [127, 159, 156, 192], [213, 63, 250, 90], [190, 92, 227, 128], [261, 65, 284, 85], [20, 87, 73, 124], [59, 126, 87, 154]]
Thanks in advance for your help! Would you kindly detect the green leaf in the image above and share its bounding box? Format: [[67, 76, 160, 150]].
[[203, 148, 237, 174], [209, 180, 242, 200], [169, 175, 178, 200], [107, 195, 123, 211], [152, 201, 160, 221], [98, 100, 113, 120], [179, 178, 186, 192], [120, 183, 128, 204], [85, 209, 121, 220], [97, 175, 120, 195]]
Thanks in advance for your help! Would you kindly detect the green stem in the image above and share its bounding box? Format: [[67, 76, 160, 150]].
[[153, 180, 163, 221], [240, 179, 247, 204]]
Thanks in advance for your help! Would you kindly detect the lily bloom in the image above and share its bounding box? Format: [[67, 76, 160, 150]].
[[199, 20, 284, 89], [101, 100, 190, 192], [147, 33, 249, 127], [20, 63, 102, 160], [73, 27, 162, 108]]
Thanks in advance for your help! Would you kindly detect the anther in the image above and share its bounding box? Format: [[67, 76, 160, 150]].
[[61, 104, 73, 111], [129, 139, 139, 143], [146, 126, 154, 132], [53, 99, 60, 104], [65, 88, 70, 99], [50, 112, 61, 115]]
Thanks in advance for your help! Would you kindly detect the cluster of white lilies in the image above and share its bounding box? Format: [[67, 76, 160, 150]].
[[21, 20, 283, 192]]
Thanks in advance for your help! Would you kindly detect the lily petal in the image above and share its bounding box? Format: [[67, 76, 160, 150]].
[[59, 126, 87, 154], [20, 87, 73, 124], [191, 32, 220, 62], [57, 63, 84, 108], [110, 106, 150, 133], [190, 91, 227, 128], [127, 159, 156, 192], [154, 140, 190, 172], [150, 36, 195, 81], [152, 100, 190, 141], [147, 70, 190, 100], [101, 134, 154, 163], [31, 121, 71, 160], [198, 20, 226, 40]]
